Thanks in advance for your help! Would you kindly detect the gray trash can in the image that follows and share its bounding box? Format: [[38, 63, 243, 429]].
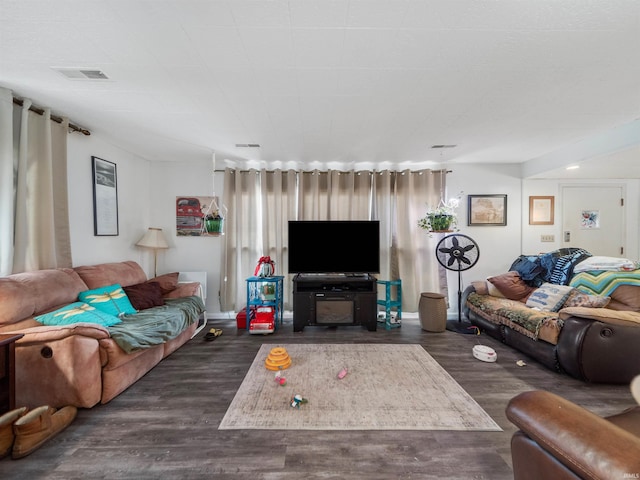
[[418, 292, 447, 332]]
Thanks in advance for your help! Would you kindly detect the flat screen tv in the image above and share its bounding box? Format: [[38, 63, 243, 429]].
[[288, 220, 380, 274]]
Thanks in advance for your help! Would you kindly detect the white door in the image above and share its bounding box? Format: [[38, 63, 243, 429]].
[[561, 185, 625, 257]]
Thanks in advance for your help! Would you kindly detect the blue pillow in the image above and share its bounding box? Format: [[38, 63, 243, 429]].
[[35, 302, 122, 327], [78, 284, 137, 317]]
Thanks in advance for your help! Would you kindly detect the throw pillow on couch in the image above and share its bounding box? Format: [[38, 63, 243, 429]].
[[35, 302, 122, 327], [78, 284, 137, 317]]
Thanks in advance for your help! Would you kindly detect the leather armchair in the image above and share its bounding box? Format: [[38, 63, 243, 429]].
[[506, 390, 640, 480]]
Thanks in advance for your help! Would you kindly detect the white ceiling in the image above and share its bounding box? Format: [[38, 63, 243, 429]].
[[1, 0, 639, 176]]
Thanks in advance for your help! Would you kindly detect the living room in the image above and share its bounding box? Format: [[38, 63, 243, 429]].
[[1, 1, 640, 477]]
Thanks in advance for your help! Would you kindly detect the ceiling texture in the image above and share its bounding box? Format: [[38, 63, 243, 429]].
[[1, 0, 639, 176]]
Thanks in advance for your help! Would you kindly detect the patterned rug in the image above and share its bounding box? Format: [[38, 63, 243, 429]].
[[219, 344, 501, 431]]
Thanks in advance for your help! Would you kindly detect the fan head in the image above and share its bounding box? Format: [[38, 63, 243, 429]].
[[436, 234, 480, 271]]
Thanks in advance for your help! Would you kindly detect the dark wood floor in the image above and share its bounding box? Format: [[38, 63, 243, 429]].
[[1, 317, 634, 479]]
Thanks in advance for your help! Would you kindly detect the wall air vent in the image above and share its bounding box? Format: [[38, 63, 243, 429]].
[[235, 144, 261, 148], [431, 145, 457, 149], [53, 68, 110, 80]]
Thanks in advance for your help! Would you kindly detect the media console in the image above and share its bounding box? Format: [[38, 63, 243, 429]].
[[292, 274, 377, 332]]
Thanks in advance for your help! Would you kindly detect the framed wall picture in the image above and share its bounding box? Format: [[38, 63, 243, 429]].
[[92, 156, 119, 236], [529, 196, 554, 225], [468, 194, 507, 226]]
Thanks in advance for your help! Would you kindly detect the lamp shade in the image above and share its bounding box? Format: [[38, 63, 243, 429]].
[[136, 228, 169, 249]]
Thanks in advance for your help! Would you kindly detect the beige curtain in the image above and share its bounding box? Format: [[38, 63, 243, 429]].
[[0, 88, 71, 275], [219, 168, 260, 311], [392, 169, 446, 311], [220, 168, 446, 312]]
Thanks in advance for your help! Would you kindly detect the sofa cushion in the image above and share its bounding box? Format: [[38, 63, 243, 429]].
[[78, 284, 137, 317], [146, 272, 179, 294], [35, 302, 122, 327], [0, 268, 89, 326], [526, 283, 573, 312], [124, 282, 165, 310], [563, 289, 610, 309], [559, 306, 640, 327], [487, 271, 535, 301], [74, 261, 147, 289], [609, 285, 640, 311]]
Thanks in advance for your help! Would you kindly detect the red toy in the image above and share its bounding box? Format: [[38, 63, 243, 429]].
[[249, 306, 275, 334]]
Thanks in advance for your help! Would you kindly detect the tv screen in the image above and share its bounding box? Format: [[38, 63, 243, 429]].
[[288, 220, 380, 274]]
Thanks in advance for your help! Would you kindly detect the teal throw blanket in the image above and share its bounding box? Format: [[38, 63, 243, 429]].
[[108, 296, 204, 354]]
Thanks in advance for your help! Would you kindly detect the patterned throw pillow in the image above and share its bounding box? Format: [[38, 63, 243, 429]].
[[78, 284, 137, 317], [562, 289, 610, 308], [35, 302, 122, 327], [525, 283, 574, 312]]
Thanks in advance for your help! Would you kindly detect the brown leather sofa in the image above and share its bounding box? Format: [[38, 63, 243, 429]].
[[506, 390, 640, 480], [463, 284, 640, 383]]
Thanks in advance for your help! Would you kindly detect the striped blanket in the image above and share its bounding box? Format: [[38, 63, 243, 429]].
[[569, 269, 640, 296]]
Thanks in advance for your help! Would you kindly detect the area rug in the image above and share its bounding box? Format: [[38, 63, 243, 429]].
[[219, 344, 501, 431]]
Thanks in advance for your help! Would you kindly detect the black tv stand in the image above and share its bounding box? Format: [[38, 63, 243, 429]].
[[292, 274, 377, 332]]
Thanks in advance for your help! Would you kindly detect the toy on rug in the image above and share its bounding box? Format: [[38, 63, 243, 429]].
[[265, 347, 291, 370], [337, 367, 348, 379], [290, 394, 308, 408], [274, 371, 287, 386]]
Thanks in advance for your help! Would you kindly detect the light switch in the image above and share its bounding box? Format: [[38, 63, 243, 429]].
[[541, 235, 554, 242]]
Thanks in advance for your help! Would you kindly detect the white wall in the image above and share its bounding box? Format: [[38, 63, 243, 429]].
[[148, 161, 225, 314], [522, 178, 640, 259], [68, 132, 225, 313], [68, 133, 151, 268], [66, 131, 640, 318], [445, 163, 524, 298]]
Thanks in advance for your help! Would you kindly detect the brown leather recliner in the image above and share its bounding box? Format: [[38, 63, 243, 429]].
[[506, 390, 640, 480]]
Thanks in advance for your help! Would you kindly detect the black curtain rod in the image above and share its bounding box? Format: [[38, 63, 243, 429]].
[[12, 97, 91, 136]]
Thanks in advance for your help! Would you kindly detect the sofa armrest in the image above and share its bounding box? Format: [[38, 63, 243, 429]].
[[461, 284, 477, 319], [164, 281, 200, 299], [506, 390, 640, 479], [7, 323, 111, 345]]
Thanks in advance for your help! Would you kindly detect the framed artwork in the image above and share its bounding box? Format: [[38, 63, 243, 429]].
[[468, 194, 507, 226], [92, 156, 119, 236], [176, 195, 223, 236], [581, 210, 600, 229], [529, 196, 554, 225]]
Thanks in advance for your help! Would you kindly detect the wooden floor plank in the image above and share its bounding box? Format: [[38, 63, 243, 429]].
[[1, 318, 633, 479]]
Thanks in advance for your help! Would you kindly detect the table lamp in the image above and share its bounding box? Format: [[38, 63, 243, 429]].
[[136, 227, 169, 278]]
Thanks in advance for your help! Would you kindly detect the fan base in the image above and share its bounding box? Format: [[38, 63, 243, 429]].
[[446, 319, 478, 335]]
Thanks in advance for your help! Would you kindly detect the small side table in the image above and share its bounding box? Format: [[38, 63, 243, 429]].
[[0, 333, 24, 414], [377, 279, 402, 330], [246, 276, 284, 331]]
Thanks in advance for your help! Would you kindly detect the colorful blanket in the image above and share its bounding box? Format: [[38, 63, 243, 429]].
[[466, 293, 563, 344], [569, 270, 640, 296]]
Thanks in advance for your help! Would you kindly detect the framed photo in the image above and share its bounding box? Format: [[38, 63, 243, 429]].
[[529, 196, 554, 225], [92, 156, 119, 236], [468, 194, 507, 226]]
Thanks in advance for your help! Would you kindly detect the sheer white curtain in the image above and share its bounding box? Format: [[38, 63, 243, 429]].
[[220, 167, 445, 312], [0, 88, 71, 275]]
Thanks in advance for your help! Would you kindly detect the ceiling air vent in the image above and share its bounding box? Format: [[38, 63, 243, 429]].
[[235, 144, 261, 148], [431, 145, 457, 149], [53, 68, 110, 80]]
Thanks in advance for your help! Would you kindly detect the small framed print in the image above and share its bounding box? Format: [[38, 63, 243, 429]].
[[92, 156, 119, 236], [468, 194, 507, 226], [529, 196, 554, 225]]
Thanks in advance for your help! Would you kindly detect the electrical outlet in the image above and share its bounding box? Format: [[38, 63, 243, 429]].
[[541, 235, 555, 242]]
